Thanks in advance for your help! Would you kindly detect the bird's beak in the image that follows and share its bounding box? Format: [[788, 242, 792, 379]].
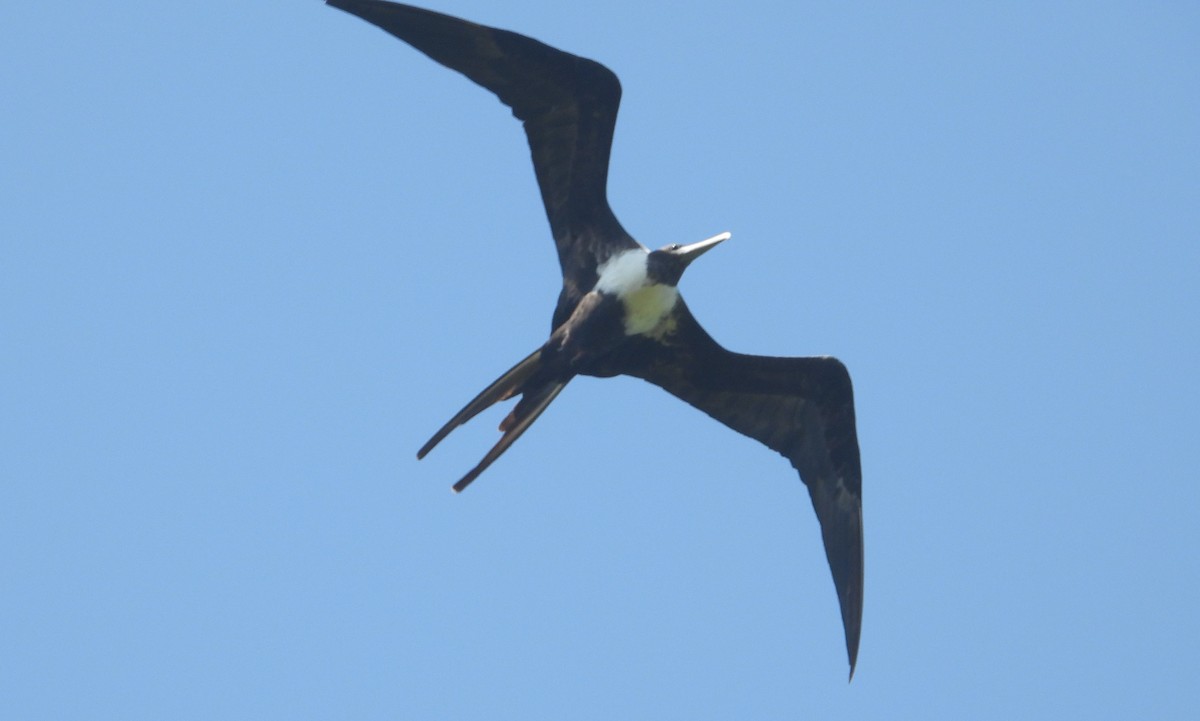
[[677, 231, 731, 266]]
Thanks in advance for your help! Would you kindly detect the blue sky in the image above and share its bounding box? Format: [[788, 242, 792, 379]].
[[3, 1, 1198, 718]]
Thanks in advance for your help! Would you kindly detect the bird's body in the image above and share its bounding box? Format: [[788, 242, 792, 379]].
[[595, 251, 680, 337], [328, 0, 866, 679]]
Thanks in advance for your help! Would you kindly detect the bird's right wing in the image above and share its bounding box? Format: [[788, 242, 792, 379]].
[[327, 1, 641, 307], [629, 303, 864, 678]]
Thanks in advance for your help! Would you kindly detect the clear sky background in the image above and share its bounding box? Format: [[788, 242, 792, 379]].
[[4, 1, 1198, 718]]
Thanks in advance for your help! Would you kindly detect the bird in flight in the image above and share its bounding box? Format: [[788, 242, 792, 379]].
[[327, 0, 865, 678]]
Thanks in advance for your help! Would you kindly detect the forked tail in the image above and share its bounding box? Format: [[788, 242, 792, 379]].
[[417, 348, 569, 492]]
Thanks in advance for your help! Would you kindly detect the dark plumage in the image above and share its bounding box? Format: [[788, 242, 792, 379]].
[[328, 0, 865, 679]]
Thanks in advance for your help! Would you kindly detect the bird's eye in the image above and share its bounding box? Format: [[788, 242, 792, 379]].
[[667, 244, 682, 251]]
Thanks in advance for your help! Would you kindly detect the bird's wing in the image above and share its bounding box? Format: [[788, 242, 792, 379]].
[[628, 301, 864, 678], [328, 0, 641, 306]]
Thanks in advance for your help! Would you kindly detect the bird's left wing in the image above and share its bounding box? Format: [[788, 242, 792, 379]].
[[327, 0, 641, 310], [628, 302, 864, 678]]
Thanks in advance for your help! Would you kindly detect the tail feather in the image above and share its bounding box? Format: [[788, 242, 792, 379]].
[[417, 346, 570, 492], [451, 380, 566, 493], [417, 349, 543, 460]]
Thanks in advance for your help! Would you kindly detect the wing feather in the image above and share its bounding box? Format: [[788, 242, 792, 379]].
[[327, 0, 640, 310], [629, 302, 864, 678]]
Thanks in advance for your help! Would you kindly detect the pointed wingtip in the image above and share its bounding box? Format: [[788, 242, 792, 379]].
[[846, 624, 860, 681], [843, 596, 862, 683]]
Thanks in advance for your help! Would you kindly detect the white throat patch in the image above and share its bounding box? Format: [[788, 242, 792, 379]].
[[595, 250, 649, 294], [595, 250, 680, 336]]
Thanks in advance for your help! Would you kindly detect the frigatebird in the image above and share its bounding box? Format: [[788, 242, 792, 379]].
[[327, 0, 864, 678]]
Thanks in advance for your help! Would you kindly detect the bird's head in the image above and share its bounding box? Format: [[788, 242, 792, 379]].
[[646, 232, 731, 286]]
